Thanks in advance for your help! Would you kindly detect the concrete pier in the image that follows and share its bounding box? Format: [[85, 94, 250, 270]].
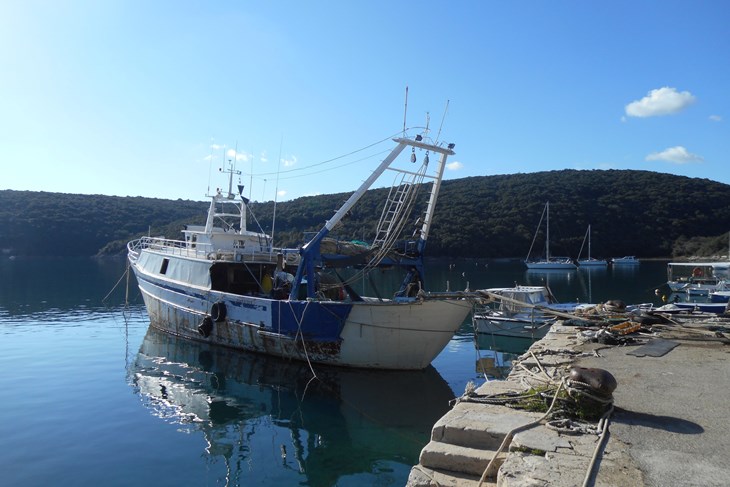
[[407, 316, 730, 486]]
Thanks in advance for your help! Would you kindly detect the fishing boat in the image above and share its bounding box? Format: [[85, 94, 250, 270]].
[[524, 201, 576, 270], [127, 132, 472, 370], [472, 285, 584, 339], [709, 290, 730, 303], [577, 224, 607, 267], [665, 262, 730, 296], [665, 301, 729, 314]]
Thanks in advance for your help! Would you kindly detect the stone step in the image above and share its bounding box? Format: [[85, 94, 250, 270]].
[[430, 402, 543, 450], [419, 440, 507, 478], [406, 464, 495, 487]]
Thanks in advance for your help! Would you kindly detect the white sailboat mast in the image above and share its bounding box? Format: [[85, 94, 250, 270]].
[[546, 201, 550, 260], [588, 224, 592, 259]]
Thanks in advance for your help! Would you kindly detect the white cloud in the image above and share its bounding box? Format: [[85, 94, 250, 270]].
[[210, 143, 224, 150], [281, 155, 298, 167], [709, 114, 722, 122], [259, 151, 268, 164], [446, 161, 463, 170], [625, 87, 696, 117], [277, 190, 287, 197], [225, 149, 249, 162], [645, 146, 704, 164]]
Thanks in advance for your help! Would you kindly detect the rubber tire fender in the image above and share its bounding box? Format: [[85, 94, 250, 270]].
[[198, 316, 214, 337], [211, 301, 227, 322]]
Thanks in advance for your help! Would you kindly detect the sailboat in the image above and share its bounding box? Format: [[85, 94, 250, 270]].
[[524, 201, 576, 270], [577, 224, 607, 267]]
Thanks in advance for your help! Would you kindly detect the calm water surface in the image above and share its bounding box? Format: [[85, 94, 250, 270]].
[[0, 257, 669, 486]]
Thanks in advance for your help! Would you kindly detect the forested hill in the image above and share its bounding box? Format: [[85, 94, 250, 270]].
[[2, 169, 729, 259]]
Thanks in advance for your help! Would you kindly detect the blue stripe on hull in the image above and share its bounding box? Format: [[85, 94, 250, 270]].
[[133, 267, 354, 364], [270, 300, 351, 340]]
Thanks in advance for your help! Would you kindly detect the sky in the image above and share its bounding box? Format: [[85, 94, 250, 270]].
[[1, 1, 728, 203]]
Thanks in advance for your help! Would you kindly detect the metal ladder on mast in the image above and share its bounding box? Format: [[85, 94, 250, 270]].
[[372, 175, 416, 249]]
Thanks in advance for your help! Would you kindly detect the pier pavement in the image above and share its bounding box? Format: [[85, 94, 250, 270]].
[[407, 317, 730, 486]]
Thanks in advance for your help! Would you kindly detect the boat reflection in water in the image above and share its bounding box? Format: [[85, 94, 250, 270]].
[[472, 333, 532, 380], [524, 268, 576, 286], [129, 327, 454, 486]]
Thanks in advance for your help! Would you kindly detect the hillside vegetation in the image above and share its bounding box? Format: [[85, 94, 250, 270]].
[[2, 169, 729, 259]]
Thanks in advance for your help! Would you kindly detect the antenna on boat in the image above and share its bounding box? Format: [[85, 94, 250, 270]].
[[220, 157, 241, 199], [270, 135, 284, 253], [402, 86, 409, 137], [435, 99, 449, 144], [249, 152, 254, 201], [229, 142, 239, 198], [207, 141, 214, 197]]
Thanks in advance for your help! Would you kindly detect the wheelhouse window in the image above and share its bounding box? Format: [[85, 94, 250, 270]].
[[160, 258, 169, 275]]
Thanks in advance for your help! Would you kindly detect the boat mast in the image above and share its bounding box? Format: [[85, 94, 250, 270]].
[[416, 140, 453, 243], [587, 224, 592, 260], [546, 201, 550, 261], [205, 159, 243, 234]]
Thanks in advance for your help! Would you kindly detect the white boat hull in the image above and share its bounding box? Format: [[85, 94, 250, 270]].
[[339, 299, 472, 369], [525, 261, 576, 270], [672, 301, 728, 314], [133, 262, 471, 370], [474, 316, 553, 339]]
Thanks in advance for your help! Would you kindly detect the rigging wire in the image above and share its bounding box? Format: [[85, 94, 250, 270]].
[[526, 203, 548, 260], [232, 128, 436, 188], [247, 130, 407, 178], [266, 149, 392, 181], [402, 86, 409, 137], [435, 100, 449, 144], [333, 156, 429, 288]]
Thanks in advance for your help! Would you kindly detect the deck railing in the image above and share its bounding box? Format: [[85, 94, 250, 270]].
[[127, 236, 300, 265]]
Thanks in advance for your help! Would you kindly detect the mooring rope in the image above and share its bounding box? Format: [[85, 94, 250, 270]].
[[457, 350, 615, 487], [582, 404, 614, 487], [288, 300, 318, 380], [477, 378, 567, 487], [102, 263, 130, 305]]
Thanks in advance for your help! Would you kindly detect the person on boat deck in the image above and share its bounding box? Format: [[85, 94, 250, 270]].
[[396, 267, 422, 298], [272, 270, 293, 299]]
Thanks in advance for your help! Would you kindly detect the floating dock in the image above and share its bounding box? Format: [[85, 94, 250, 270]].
[[407, 312, 730, 486]]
